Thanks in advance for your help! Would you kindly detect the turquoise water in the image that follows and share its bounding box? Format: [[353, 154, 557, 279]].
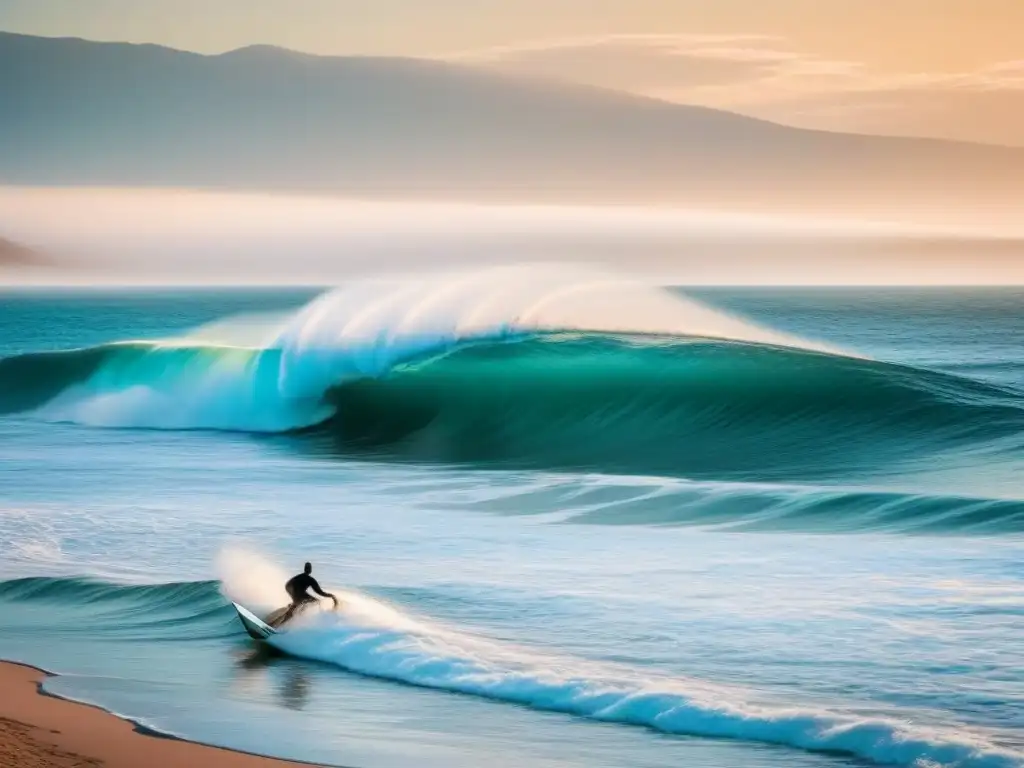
[[1, 271, 1022, 768]]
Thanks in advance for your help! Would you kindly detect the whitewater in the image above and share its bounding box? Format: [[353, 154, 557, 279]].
[[2, 272, 1023, 768], [213, 550, 1020, 768]]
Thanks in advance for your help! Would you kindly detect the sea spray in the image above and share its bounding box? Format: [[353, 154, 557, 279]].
[[269, 264, 828, 403]]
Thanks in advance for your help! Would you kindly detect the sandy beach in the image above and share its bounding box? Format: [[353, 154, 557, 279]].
[[0, 660, 323, 768]]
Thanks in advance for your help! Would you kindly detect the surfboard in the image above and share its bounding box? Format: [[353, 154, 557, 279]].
[[232, 602, 279, 640]]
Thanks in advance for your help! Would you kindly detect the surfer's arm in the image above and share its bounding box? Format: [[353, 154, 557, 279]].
[[309, 577, 337, 603]]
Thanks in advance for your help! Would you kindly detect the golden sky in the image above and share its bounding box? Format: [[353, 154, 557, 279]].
[[2, 1, 1023, 144]]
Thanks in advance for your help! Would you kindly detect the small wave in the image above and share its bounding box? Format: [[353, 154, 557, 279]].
[[0, 575, 223, 611], [549, 481, 1024, 535], [0, 576, 235, 638], [213, 554, 1021, 768], [276, 619, 1021, 768]]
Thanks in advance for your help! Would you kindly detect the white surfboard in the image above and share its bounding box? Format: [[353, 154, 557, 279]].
[[232, 602, 279, 640]]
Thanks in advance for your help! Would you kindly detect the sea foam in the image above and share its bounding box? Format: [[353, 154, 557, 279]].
[[219, 549, 1022, 768]]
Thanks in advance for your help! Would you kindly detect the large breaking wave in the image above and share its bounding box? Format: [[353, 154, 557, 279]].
[[0, 265, 823, 429], [4, 265, 1024, 532]]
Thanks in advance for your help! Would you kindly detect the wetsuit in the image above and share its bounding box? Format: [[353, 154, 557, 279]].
[[285, 572, 331, 607]]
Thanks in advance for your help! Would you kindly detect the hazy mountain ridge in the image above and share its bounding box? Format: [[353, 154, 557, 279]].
[[2, 31, 1023, 211], [0, 235, 44, 268]]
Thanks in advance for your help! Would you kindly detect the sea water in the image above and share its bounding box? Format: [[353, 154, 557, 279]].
[[1, 268, 1022, 768]]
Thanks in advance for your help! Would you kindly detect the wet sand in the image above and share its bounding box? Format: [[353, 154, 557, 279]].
[[0, 661, 325, 767]]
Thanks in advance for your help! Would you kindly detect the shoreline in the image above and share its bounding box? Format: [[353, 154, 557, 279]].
[[0, 659, 331, 768]]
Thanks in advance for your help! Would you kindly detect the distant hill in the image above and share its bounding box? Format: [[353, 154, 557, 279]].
[[0, 236, 44, 268], [1, 31, 1023, 211]]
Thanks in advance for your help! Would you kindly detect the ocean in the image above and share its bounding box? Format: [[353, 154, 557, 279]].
[[1, 267, 1022, 768]]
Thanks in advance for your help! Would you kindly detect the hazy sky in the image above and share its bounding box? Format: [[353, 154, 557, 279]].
[[1, 0, 1022, 145], [2, 188, 1022, 286]]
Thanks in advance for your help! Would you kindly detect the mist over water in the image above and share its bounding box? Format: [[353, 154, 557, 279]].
[[2, 188, 1023, 285]]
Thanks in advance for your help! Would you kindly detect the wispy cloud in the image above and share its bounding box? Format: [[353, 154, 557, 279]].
[[443, 33, 783, 62], [442, 35, 1024, 145], [444, 34, 796, 93]]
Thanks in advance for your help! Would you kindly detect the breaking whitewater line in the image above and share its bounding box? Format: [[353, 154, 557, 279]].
[[213, 550, 1021, 768]]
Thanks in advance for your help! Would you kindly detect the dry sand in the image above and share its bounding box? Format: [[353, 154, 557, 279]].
[[0, 661, 325, 767]]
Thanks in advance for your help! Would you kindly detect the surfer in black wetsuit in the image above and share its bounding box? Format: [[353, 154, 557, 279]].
[[271, 562, 338, 627]]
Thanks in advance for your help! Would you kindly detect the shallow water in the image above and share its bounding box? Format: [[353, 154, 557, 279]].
[[1, 275, 1022, 768]]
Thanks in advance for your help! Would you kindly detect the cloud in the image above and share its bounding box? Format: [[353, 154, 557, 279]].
[[676, 45, 801, 64], [442, 35, 1024, 145], [444, 33, 783, 62], [444, 34, 789, 91]]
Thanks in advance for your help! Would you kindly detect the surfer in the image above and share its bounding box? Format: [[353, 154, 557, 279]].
[[270, 562, 338, 627]]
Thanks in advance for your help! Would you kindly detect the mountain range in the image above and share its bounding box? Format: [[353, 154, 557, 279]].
[[2, 31, 1023, 212]]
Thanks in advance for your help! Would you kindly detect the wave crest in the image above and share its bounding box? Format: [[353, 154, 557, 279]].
[[269, 264, 827, 402]]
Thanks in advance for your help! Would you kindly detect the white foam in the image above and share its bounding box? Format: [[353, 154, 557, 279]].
[[274, 622, 1019, 767], [211, 547, 1020, 768], [271, 263, 828, 400], [216, 546, 291, 613], [37, 344, 332, 431]]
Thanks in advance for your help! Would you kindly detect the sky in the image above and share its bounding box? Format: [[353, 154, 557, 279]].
[[1, 0, 1022, 145]]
